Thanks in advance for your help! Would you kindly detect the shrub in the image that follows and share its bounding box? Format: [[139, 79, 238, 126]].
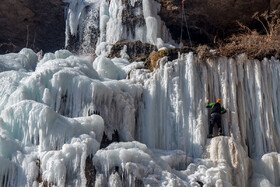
[[217, 10, 280, 59], [149, 51, 160, 71]]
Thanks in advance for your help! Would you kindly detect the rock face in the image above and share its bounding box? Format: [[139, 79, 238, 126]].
[[157, 0, 279, 45], [0, 0, 65, 54], [108, 41, 157, 62], [1, 0, 279, 54]]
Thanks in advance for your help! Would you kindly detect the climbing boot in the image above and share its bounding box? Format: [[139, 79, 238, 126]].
[[218, 132, 224, 136]]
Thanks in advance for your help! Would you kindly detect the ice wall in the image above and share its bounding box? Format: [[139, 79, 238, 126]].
[[131, 53, 280, 160], [64, 0, 175, 54], [128, 53, 280, 186], [0, 49, 142, 186], [0, 101, 103, 186], [1, 48, 280, 186]]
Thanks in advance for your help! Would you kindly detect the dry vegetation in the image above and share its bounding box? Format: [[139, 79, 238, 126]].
[[147, 11, 280, 71], [196, 45, 215, 61], [145, 50, 166, 71], [216, 10, 280, 59], [145, 47, 192, 70], [148, 52, 160, 71]]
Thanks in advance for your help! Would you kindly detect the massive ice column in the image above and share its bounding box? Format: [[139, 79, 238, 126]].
[[131, 53, 280, 161]]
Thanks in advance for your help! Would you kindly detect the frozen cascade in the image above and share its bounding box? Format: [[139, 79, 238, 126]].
[[64, 0, 100, 53], [0, 49, 142, 140], [0, 48, 280, 186], [129, 53, 280, 186], [0, 49, 142, 186], [64, 0, 175, 54], [131, 53, 280, 159], [0, 101, 103, 186]]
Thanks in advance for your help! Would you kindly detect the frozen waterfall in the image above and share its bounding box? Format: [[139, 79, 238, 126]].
[[131, 53, 280, 160], [64, 0, 175, 54], [0, 0, 280, 186], [0, 48, 142, 186], [0, 48, 280, 186]]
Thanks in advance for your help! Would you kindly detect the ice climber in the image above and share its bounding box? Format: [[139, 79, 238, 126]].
[[206, 99, 227, 138]]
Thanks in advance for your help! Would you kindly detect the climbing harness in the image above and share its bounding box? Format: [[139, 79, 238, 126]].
[[180, 0, 192, 48]]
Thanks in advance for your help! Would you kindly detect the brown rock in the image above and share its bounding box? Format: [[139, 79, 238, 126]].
[[1, 0, 277, 54], [270, 0, 280, 10], [157, 0, 274, 45], [108, 40, 157, 62], [0, 0, 66, 54]]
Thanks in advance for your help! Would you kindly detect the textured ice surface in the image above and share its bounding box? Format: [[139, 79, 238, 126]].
[[0, 100, 103, 186], [0, 48, 38, 72], [0, 49, 142, 186], [92, 56, 126, 80], [251, 152, 280, 186], [0, 49, 280, 186], [90, 52, 280, 186], [131, 53, 280, 160], [93, 141, 190, 187], [64, 0, 175, 54], [13, 0, 280, 185], [129, 53, 280, 186]]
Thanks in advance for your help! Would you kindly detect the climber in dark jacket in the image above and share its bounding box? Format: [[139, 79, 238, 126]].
[[206, 99, 227, 138]]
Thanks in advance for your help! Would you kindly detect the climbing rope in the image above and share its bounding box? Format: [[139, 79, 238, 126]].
[[180, 0, 192, 48]]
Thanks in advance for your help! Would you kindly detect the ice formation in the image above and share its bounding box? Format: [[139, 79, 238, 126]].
[[0, 49, 142, 186], [93, 141, 189, 186], [1, 0, 280, 186], [129, 53, 280, 186], [0, 101, 102, 186], [131, 53, 280, 159], [1, 47, 280, 186], [64, 0, 175, 54]]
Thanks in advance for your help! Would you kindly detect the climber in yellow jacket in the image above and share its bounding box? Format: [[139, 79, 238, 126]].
[[206, 99, 227, 138]]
